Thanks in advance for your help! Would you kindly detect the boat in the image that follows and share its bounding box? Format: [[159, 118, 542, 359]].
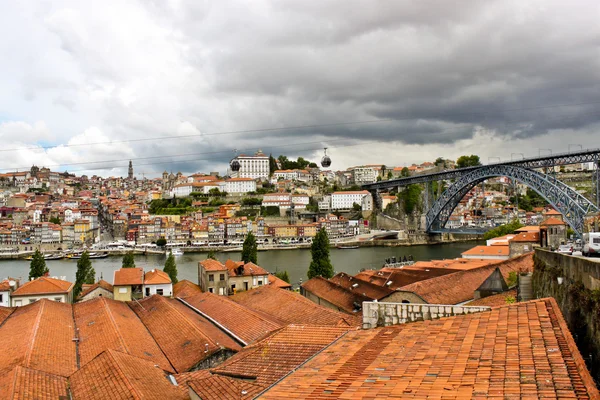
[[69, 252, 109, 259], [44, 254, 64, 260], [169, 248, 184, 256], [336, 245, 359, 249]]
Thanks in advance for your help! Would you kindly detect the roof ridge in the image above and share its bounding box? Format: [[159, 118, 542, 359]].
[[7, 365, 21, 399], [102, 298, 130, 355], [106, 350, 144, 400], [159, 296, 219, 347], [209, 293, 281, 328], [24, 300, 45, 369]]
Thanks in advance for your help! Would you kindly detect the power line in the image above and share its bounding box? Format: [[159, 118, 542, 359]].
[[2, 99, 600, 153]]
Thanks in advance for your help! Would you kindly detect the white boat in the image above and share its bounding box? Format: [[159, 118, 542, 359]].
[[169, 248, 184, 256]]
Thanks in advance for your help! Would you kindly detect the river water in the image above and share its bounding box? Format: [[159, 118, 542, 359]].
[[0, 242, 479, 287]]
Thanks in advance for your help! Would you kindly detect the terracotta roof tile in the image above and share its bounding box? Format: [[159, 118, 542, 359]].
[[113, 268, 144, 286], [354, 267, 458, 290], [144, 269, 172, 285], [172, 279, 202, 298], [78, 279, 113, 299], [465, 289, 518, 307], [181, 293, 282, 345], [11, 277, 73, 296], [230, 285, 361, 327], [461, 244, 509, 256], [74, 297, 174, 372], [190, 374, 265, 399], [199, 259, 227, 272], [70, 350, 186, 400], [267, 274, 292, 289], [330, 272, 393, 300], [226, 261, 270, 277], [542, 217, 566, 226], [0, 300, 77, 377], [510, 231, 540, 242], [0, 306, 15, 326], [129, 295, 242, 373], [211, 325, 349, 387], [399, 252, 534, 305], [301, 277, 371, 314], [262, 299, 600, 399], [0, 365, 68, 400]]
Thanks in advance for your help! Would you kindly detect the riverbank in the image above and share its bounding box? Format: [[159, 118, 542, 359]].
[[0, 232, 482, 260]]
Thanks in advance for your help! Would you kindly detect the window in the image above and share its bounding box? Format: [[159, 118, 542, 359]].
[[145, 288, 150, 296], [0, 294, 3, 303], [220, 273, 225, 281], [157, 289, 164, 296], [258, 280, 263, 286], [209, 274, 214, 282], [54, 297, 62, 302], [208, 287, 214, 293], [119, 287, 127, 294], [593, 238, 600, 244]]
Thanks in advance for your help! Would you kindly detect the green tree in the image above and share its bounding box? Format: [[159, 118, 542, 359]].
[[163, 251, 178, 284], [400, 167, 410, 177], [207, 250, 217, 260], [49, 216, 61, 225], [29, 249, 49, 281], [308, 228, 334, 279], [456, 155, 482, 168], [387, 170, 393, 180], [241, 232, 258, 264], [275, 270, 291, 283], [122, 252, 136, 268], [399, 184, 422, 214], [156, 237, 167, 247], [269, 153, 278, 176], [483, 219, 524, 240], [435, 157, 445, 166], [74, 251, 95, 299]]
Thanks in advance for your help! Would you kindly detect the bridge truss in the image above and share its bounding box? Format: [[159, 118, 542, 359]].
[[425, 165, 599, 237]]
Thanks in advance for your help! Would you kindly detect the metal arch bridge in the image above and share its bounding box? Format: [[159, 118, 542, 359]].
[[362, 148, 600, 237], [425, 165, 598, 237]]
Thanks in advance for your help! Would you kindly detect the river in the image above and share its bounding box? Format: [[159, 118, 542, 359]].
[[0, 242, 479, 287]]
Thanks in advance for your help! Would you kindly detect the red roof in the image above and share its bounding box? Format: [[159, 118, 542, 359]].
[[0, 365, 68, 399], [301, 277, 371, 314], [113, 268, 144, 286], [144, 269, 172, 285], [510, 232, 540, 242], [461, 245, 509, 256], [11, 277, 73, 296], [199, 259, 227, 272], [78, 279, 113, 298], [541, 217, 566, 226], [261, 299, 599, 399], [268, 274, 292, 289], [173, 280, 202, 298]]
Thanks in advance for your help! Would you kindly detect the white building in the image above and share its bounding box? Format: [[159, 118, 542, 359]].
[[0, 279, 14, 307], [351, 167, 378, 185], [331, 191, 373, 211], [143, 269, 173, 297], [231, 150, 270, 180], [10, 277, 74, 306], [171, 182, 224, 197], [273, 170, 298, 182], [262, 193, 293, 207], [318, 196, 331, 211], [224, 178, 257, 194]]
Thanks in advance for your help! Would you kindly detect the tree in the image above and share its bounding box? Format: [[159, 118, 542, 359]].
[[207, 250, 217, 260], [308, 228, 334, 279], [74, 251, 95, 299], [275, 270, 290, 283], [456, 155, 482, 168], [269, 153, 278, 176], [308, 162, 318, 168], [122, 252, 136, 268], [163, 251, 178, 284], [399, 184, 422, 214], [156, 237, 167, 247], [49, 216, 61, 225], [400, 167, 410, 177], [387, 171, 393, 180], [435, 157, 445, 166], [241, 232, 258, 264], [29, 249, 49, 281], [483, 219, 524, 240]]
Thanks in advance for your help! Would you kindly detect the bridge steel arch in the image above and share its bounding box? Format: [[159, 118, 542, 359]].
[[426, 165, 599, 237]]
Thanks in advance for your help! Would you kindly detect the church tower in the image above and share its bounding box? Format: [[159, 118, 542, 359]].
[[128, 160, 133, 180]]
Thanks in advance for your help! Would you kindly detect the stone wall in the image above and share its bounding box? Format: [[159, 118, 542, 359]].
[[362, 301, 490, 329], [532, 249, 600, 384]]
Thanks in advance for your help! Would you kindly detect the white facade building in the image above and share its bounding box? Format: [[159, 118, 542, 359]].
[[224, 178, 257, 194], [331, 191, 372, 210], [231, 151, 270, 180], [351, 167, 378, 185]]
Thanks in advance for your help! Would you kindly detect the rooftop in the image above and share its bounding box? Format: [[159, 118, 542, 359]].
[[199, 258, 228, 272], [261, 298, 599, 399], [113, 268, 144, 286], [0, 365, 68, 400], [301, 276, 371, 314], [79, 279, 113, 298], [144, 268, 172, 285], [11, 277, 73, 296], [330, 272, 393, 300], [461, 244, 509, 256], [173, 279, 202, 298]]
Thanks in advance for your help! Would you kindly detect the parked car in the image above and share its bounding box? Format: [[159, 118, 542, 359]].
[[557, 244, 573, 255]]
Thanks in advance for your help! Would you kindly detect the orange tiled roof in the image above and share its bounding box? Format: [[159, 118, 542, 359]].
[[0, 300, 77, 377], [510, 232, 540, 242], [230, 285, 361, 327], [545, 209, 562, 215], [465, 289, 518, 307], [0, 306, 14, 325], [187, 373, 265, 400], [129, 295, 242, 373], [226, 260, 270, 277], [541, 217, 566, 226], [261, 298, 600, 399], [267, 274, 292, 289], [69, 350, 187, 400], [399, 253, 534, 305], [211, 325, 349, 387], [302, 277, 371, 314], [354, 267, 458, 291], [199, 258, 227, 272], [173, 279, 202, 298], [515, 225, 541, 233], [11, 277, 73, 296], [73, 297, 174, 372], [461, 245, 509, 256], [182, 292, 282, 345], [0, 365, 68, 399], [144, 269, 172, 285], [78, 279, 113, 298], [330, 273, 392, 300], [113, 268, 144, 286]]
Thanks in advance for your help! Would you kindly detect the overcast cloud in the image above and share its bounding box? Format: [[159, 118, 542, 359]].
[[0, 0, 599, 177]]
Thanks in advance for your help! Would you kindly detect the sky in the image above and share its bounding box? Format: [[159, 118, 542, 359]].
[[0, 0, 599, 178]]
